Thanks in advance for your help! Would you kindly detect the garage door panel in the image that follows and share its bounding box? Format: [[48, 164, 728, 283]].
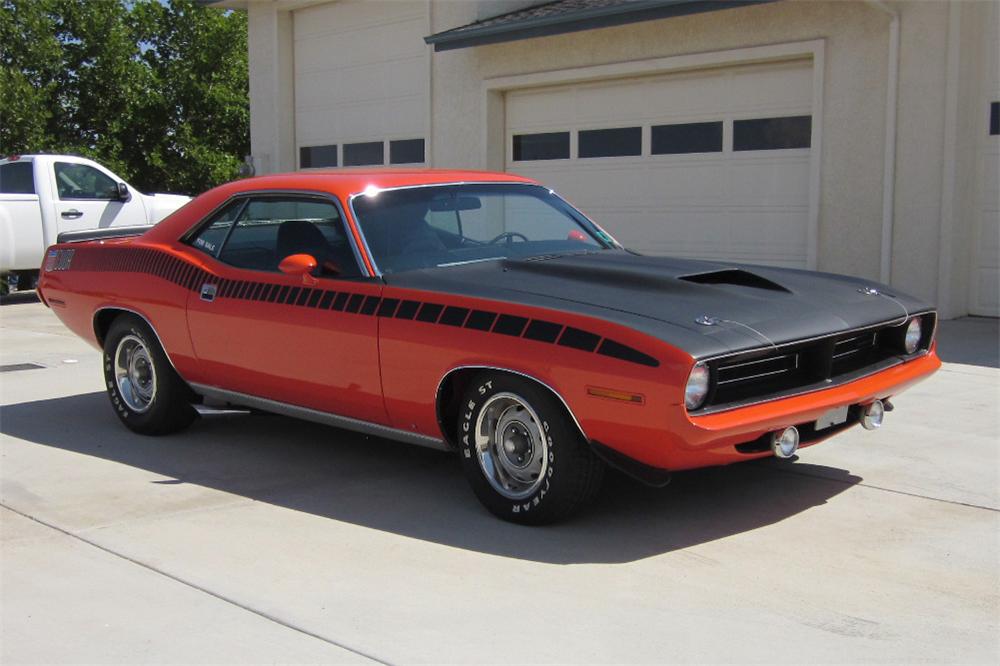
[[506, 90, 579, 131], [726, 155, 810, 202], [295, 64, 425, 113], [293, 0, 427, 157], [506, 60, 814, 269], [294, 1, 424, 40]]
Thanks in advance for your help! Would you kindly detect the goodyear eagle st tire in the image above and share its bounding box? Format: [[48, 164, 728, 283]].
[[103, 314, 196, 435], [458, 372, 604, 524]]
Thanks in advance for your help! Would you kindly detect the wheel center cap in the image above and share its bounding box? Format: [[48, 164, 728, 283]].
[[501, 423, 533, 467]]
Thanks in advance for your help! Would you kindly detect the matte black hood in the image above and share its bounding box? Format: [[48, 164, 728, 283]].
[[385, 251, 933, 359]]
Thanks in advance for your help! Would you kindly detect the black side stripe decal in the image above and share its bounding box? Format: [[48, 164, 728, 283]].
[[69, 246, 659, 368]]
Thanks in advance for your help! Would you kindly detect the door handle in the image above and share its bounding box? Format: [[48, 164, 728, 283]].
[[61, 209, 83, 219], [200, 283, 217, 302]]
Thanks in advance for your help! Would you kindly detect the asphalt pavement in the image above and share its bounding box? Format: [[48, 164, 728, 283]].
[[1, 295, 997, 664]]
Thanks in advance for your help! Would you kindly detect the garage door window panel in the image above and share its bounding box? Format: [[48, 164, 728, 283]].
[[733, 116, 812, 151], [300, 145, 338, 168], [578, 127, 642, 158], [390, 139, 425, 165], [652, 121, 723, 155], [344, 142, 385, 167], [512, 132, 570, 161]]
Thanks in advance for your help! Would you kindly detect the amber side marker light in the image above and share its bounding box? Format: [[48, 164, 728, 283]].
[[586, 386, 645, 404]]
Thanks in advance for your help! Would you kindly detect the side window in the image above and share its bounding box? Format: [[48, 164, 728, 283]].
[[0, 162, 36, 194], [217, 197, 361, 278], [188, 199, 245, 257], [54, 162, 118, 200]]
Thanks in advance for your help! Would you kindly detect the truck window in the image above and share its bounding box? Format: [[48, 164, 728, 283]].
[[0, 162, 35, 194], [54, 162, 118, 200]]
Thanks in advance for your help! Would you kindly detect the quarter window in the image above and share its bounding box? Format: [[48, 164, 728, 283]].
[[733, 115, 812, 151], [0, 162, 35, 194], [578, 127, 642, 158], [54, 162, 118, 199], [512, 132, 570, 161], [652, 121, 723, 154], [343, 142, 384, 167], [189, 199, 245, 257]]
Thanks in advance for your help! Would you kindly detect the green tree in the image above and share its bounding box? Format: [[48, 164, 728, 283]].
[[0, 0, 248, 195]]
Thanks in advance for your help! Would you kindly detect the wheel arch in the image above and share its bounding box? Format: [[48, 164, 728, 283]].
[[435, 366, 588, 449], [92, 306, 180, 373]]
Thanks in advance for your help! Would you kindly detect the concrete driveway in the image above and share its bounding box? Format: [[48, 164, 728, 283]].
[[1, 297, 997, 664]]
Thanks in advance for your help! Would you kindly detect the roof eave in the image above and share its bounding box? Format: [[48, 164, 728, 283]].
[[425, 0, 775, 52]]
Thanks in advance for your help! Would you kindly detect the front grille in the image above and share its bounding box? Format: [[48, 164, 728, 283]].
[[700, 314, 935, 412]]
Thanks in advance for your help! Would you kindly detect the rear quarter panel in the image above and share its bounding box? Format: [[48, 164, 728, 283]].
[[38, 239, 202, 376]]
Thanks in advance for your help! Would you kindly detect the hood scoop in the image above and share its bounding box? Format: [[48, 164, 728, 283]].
[[678, 269, 790, 293]]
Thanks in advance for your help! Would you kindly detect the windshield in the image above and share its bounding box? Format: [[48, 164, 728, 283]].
[[351, 183, 613, 274]]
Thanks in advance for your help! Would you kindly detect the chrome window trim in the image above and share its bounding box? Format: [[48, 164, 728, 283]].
[[181, 189, 373, 279], [346, 181, 619, 277], [188, 383, 449, 451], [435, 365, 589, 445]]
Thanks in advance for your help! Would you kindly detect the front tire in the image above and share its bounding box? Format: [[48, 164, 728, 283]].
[[103, 314, 196, 435], [457, 372, 604, 524]]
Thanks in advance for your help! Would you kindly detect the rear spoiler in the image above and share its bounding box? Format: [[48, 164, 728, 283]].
[[56, 225, 153, 244]]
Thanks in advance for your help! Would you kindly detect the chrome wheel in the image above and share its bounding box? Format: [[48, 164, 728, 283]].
[[474, 392, 548, 500], [114, 334, 157, 413]]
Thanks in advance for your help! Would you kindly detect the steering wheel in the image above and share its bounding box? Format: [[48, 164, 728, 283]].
[[488, 231, 529, 245]]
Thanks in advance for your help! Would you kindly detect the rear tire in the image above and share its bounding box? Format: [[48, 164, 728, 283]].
[[103, 314, 196, 435], [457, 372, 604, 524]]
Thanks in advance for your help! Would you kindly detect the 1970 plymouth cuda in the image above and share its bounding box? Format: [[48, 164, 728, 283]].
[[37, 170, 940, 523]]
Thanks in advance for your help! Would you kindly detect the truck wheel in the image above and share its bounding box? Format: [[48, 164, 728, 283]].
[[103, 314, 196, 435], [457, 372, 604, 524]]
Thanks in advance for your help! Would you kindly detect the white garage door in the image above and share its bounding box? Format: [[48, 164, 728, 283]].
[[293, 0, 428, 169], [970, 5, 999, 316], [506, 60, 814, 268]]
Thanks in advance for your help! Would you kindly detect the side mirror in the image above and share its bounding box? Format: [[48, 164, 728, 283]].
[[279, 253, 318, 285], [117, 182, 130, 202]]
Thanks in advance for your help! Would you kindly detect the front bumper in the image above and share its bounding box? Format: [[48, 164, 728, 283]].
[[664, 345, 941, 470]]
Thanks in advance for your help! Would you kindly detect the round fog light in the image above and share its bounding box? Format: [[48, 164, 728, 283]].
[[861, 400, 884, 430], [771, 426, 800, 459]]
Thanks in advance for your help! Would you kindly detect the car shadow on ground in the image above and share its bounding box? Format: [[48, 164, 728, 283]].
[[0, 291, 39, 306], [1, 391, 862, 564]]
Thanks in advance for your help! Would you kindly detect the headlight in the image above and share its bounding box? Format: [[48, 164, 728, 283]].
[[904, 317, 922, 354], [685, 362, 710, 410]]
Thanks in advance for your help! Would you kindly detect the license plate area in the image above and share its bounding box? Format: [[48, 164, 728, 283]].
[[815, 405, 850, 431]]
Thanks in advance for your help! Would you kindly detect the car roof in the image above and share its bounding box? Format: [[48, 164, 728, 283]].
[[233, 169, 537, 196], [141, 168, 541, 244]]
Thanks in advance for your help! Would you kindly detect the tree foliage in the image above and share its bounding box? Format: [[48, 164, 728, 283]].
[[0, 0, 248, 195]]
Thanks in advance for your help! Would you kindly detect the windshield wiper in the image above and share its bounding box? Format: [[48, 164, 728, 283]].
[[436, 256, 507, 268], [523, 249, 602, 262]]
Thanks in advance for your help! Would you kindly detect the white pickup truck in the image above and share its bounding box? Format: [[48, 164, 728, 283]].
[[0, 154, 191, 294]]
